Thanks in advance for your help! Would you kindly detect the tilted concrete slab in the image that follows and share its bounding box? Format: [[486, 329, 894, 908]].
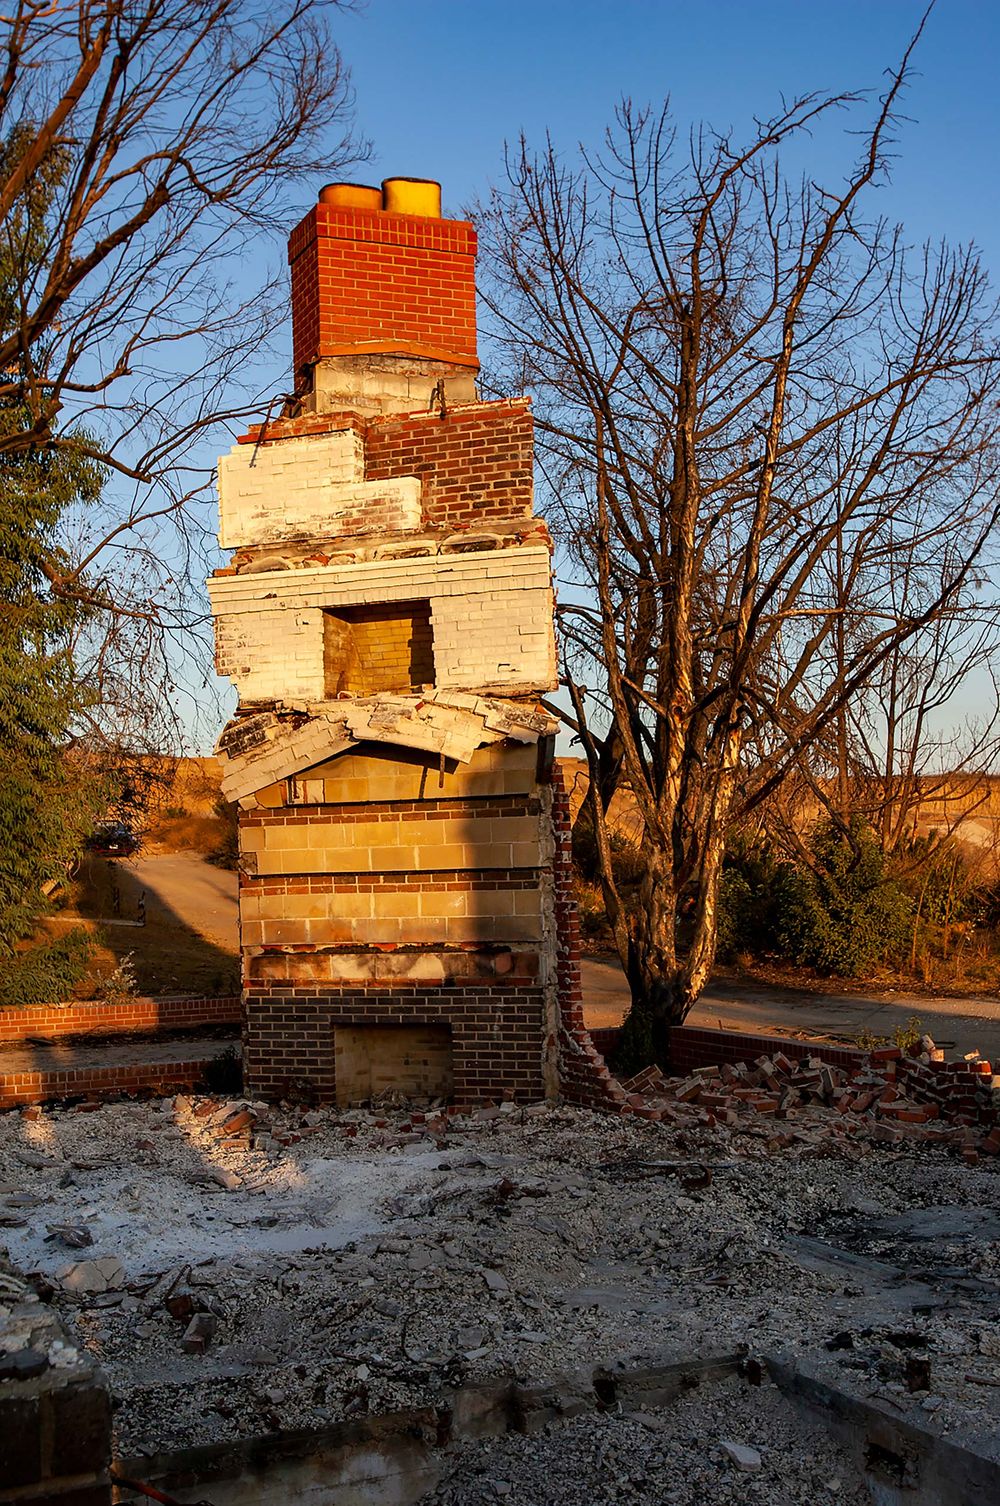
[[216, 694, 558, 802]]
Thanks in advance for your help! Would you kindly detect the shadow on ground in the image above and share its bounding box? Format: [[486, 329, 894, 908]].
[[59, 856, 240, 997]]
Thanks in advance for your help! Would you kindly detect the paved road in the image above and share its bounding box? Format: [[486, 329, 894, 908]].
[[582, 956, 1000, 1061], [117, 852, 1000, 1061], [116, 852, 239, 949]]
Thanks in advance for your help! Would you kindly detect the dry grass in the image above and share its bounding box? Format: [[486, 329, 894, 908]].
[[141, 810, 228, 855]]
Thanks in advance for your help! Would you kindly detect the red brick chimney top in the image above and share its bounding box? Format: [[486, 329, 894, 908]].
[[288, 178, 478, 377]]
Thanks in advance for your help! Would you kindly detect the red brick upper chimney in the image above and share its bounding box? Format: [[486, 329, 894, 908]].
[[288, 177, 479, 380]]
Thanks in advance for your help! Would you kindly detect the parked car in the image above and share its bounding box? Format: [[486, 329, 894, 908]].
[[84, 822, 139, 859]]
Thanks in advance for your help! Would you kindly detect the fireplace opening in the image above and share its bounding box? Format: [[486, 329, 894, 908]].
[[333, 1022, 453, 1105], [323, 600, 434, 695]]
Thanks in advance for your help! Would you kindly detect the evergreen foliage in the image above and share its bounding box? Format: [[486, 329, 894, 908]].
[[775, 818, 913, 976], [716, 835, 790, 961], [0, 128, 107, 979]]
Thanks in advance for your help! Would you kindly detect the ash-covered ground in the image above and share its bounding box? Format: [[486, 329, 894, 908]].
[[1, 1093, 999, 1492]]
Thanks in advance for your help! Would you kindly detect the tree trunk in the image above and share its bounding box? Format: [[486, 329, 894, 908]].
[[615, 846, 684, 1072]]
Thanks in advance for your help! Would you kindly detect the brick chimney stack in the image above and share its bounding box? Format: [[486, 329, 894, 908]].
[[209, 172, 613, 1113], [288, 177, 479, 416]]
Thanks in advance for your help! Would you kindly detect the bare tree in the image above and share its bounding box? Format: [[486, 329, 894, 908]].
[[476, 26, 1000, 1062], [0, 0, 364, 641], [844, 563, 1000, 855], [752, 549, 1000, 868]]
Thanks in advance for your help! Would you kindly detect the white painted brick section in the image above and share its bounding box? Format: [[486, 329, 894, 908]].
[[432, 587, 556, 689], [217, 430, 423, 547], [215, 609, 325, 703], [209, 547, 553, 613], [208, 545, 557, 700]]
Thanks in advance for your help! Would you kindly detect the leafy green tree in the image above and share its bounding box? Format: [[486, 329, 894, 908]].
[[0, 401, 107, 949]]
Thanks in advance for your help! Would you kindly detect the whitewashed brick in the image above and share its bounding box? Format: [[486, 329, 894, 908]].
[[209, 544, 556, 701], [218, 429, 422, 547]]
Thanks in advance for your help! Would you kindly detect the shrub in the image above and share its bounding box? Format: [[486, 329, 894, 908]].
[[777, 817, 912, 976], [717, 834, 790, 960], [0, 928, 94, 1007], [94, 952, 139, 1006], [894, 1014, 923, 1054]]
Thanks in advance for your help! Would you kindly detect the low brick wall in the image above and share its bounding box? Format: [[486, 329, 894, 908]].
[[0, 1058, 216, 1110], [0, 995, 240, 1044], [588, 1023, 865, 1076], [667, 1024, 865, 1076]]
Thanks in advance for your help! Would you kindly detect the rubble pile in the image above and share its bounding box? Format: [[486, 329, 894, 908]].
[[620, 1038, 1000, 1160], [1, 1090, 999, 1474], [426, 1372, 873, 1506]]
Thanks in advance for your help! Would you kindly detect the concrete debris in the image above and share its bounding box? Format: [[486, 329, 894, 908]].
[[17, 1150, 59, 1169], [44, 1222, 93, 1248], [2, 1092, 999, 1472], [209, 1168, 240, 1191], [47, 1338, 79, 1368], [719, 1438, 762, 1471], [0, 1348, 48, 1379], [57, 1256, 125, 1294]]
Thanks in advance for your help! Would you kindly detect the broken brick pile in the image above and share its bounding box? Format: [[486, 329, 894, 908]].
[[616, 1040, 1000, 1162]]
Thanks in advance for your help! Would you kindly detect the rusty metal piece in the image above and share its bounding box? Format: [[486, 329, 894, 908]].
[[110, 1468, 215, 1505]]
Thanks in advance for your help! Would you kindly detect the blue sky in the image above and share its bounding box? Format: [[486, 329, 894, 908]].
[[185, 0, 1000, 750], [335, 1, 999, 264]]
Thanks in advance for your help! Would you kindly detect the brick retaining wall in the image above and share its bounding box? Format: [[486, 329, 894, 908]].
[[667, 1024, 866, 1076], [0, 1058, 216, 1110], [0, 995, 240, 1044], [588, 1022, 866, 1076]]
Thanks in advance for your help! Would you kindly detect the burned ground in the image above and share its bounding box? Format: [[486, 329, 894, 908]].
[[1, 1094, 999, 1501]]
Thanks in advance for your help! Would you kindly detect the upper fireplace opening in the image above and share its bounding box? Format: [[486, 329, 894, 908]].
[[323, 600, 435, 696]]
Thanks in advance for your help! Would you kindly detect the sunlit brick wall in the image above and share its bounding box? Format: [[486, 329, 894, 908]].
[[288, 205, 478, 374], [365, 402, 534, 526]]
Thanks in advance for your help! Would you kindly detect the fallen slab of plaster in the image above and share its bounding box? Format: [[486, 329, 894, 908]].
[[216, 694, 557, 803]]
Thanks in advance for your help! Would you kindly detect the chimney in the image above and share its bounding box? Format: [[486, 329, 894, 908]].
[[288, 177, 479, 383]]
